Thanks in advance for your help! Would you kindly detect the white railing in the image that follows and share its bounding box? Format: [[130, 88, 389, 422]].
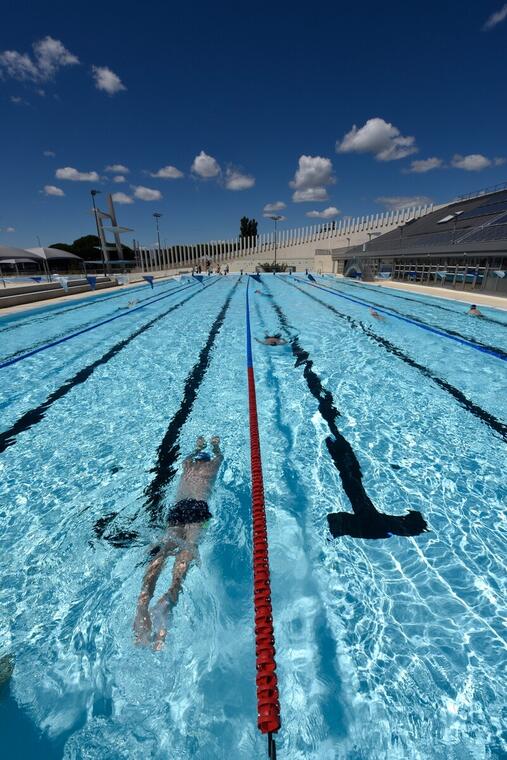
[[138, 204, 434, 270]]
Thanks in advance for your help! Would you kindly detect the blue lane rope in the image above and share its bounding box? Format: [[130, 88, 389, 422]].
[[295, 277, 507, 361], [0, 280, 199, 371]]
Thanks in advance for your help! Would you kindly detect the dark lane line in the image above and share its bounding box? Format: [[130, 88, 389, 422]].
[[97, 280, 238, 544], [0, 281, 200, 371], [261, 280, 428, 541], [0, 281, 219, 454], [0, 277, 179, 335], [282, 279, 507, 442], [0, 280, 182, 364], [308, 278, 507, 360], [323, 276, 507, 329]]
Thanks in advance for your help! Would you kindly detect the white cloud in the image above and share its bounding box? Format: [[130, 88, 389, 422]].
[[337, 117, 417, 161], [306, 206, 341, 219], [451, 154, 492, 171], [289, 155, 335, 190], [191, 151, 221, 178], [263, 201, 286, 213], [56, 166, 99, 182], [376, 195, 433, 210], [483, 3, 507, 29], [132, 185, 162, 201], [105, 163, 129, 173], [149, 165, 184, 179], [407, 157, 443, 173], [10, 95, 27, 105], [494, 157, 507, 166], [0, 36, 79, 82], [113, 175, 126, 183], [44, 184, 65, 196], [224, 167, 255, 190], [292, 187, 329, 203], [112, 192, 134, 204], [3, 226, 16, 232], [43, 149, 56, 157], [92, 66, 126, 95]]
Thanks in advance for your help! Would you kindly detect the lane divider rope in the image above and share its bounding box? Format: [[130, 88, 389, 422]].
[[245, 276, 281, 759], [0, 280, 200, 371], [295, 276, 506, 361]]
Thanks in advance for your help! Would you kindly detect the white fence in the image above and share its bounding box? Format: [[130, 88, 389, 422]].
[[138, 203, 435, 271]]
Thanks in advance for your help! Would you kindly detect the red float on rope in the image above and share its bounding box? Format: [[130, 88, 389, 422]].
[[245, 279, 281, 743]]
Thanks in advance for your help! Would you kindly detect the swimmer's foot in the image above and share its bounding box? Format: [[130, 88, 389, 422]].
[[151, 587, 179, 651], [133, 603, 152, 646], [134, 591, 154, 645]]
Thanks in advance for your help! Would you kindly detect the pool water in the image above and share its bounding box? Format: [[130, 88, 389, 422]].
[[0, 274, 506, 759]]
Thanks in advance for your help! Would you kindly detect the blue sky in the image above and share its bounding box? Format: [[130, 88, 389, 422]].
[[1, 0, 506, 247]]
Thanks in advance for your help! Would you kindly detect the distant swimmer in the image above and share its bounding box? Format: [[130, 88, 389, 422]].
[[134, 435, 223, 649], [119, 298, 139, 310], [468, 304, 483, 317], [369, 308, 386, 321], [255, 333, 288, 346], [254, 289, 273, 297]]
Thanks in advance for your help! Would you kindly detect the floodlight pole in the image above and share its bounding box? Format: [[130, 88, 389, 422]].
[[269, 214, 283, 268], [91, 190, 106, 276], [153, 212, 162, 271]]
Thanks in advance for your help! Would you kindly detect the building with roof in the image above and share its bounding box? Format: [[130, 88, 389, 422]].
[[328, 184, 507, 293]]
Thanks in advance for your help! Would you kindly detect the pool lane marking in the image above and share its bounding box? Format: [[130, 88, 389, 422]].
[[0, 281, 200, 371], [282, 278, 507, 442], [314, 277, 507, 358], [0, 280, 184, 364], [294, 277, 507, 361], [142, 279, 239, 524], [245, 277, 282, 741], [0, 277, 181, 335], [97, 279, 239, 544], [260, 281, 428, 540], [324, 276, 507, 329], [0, 281, 220, 454]]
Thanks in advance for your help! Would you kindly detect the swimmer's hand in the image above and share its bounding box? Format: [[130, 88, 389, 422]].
[[195, 436, 206, 451], [211, 435, 220, 451]]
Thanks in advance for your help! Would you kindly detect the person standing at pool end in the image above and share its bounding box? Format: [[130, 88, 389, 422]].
[[134, 435, 223, 649], [468, 304, 483, 317]]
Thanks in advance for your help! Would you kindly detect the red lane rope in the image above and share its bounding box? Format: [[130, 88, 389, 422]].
[[245, 277, 281, 740]]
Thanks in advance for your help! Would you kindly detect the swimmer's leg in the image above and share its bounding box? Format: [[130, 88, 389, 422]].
[[152, 523, 203, 650], [133, 528, 184, 646]]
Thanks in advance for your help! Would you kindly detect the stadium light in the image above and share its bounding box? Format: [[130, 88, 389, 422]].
[[268, 214, 284, 267]]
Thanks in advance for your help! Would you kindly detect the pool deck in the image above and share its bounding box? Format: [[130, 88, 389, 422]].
[[0, 273, 177, 319], [339, 278, 507, 311]]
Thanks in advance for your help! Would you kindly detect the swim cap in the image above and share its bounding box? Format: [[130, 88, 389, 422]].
[[194, 451, 211, 461]]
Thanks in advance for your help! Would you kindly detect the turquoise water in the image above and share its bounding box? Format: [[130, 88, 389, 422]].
[[0, 274, 506, 759]]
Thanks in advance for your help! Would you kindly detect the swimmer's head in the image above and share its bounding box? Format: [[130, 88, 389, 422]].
[[471, 305, 476, 309], [194, 451, 211, 462]]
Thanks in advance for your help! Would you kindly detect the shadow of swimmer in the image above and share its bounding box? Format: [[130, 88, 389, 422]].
[[292, 338, 428, 540], [261, 285, 428, 541]]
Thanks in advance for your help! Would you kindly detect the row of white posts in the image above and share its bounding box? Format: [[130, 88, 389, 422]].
[[138, 204, 434, 271]]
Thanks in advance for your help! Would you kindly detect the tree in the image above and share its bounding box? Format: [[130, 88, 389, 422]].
[[240, 217, 258, 239]]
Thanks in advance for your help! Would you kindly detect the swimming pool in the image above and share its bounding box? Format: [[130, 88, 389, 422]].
[[1, 273, 506, 759]]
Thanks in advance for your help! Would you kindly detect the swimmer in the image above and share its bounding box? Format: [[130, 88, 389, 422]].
[[134, 435, 223, 649], [119, 298, 139, 310], [254, 290, 273, 297], [468, 304, 483, 317], [369, 308, 386, 321], [255, 333, 287, 346]]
